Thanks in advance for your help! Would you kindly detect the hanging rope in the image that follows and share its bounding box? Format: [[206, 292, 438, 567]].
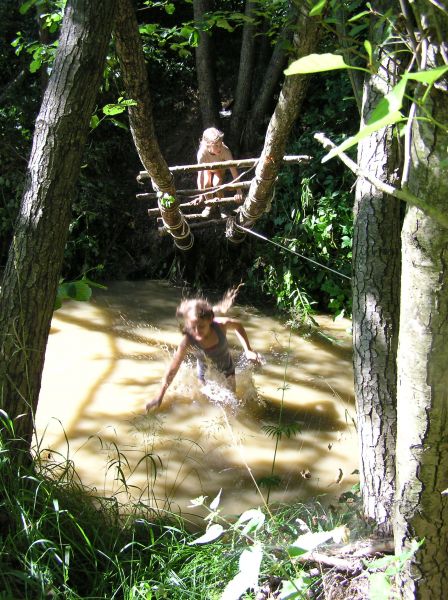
[[234, 224, 351, 281]]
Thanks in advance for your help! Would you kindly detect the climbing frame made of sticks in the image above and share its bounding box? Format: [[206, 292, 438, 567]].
[[137, 155, 310, 241]]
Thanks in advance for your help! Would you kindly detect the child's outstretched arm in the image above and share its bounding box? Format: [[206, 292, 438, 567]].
[[146, 336, 190, 411], [216, 317, 262, 363]]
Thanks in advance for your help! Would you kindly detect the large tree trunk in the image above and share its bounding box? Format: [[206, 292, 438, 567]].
[[243, 22, 292, 149], [0, 0, 118, 451], [114, 0, 193, 251], [193, 0, 220, 128], [227, 10, 320, 243], [392, 3, 448, 597], [394, 89, 448, 600], [352, 12, 402, 535], [228, 0, 257, 154]]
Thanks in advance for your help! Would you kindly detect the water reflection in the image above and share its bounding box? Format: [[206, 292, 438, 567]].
[[37, 280, 357, 521]]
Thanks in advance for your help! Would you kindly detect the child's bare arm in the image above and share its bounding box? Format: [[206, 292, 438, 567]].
[[216, 317, 261, 363], [146, 336, 190, 410]]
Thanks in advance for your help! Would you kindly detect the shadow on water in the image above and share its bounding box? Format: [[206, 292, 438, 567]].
[[36, 280, 358, 522]]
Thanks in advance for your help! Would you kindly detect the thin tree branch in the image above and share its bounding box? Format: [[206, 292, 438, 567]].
[[314, 132, 448, 228]]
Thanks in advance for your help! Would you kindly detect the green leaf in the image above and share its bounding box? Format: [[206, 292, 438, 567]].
[[209, 489, 222, 511], [29, 59, 41, 73], [216, 18, 234, 32], [288, 529, 340, 556], [221, 545, 263, 600], [90, 114, 100, 130], [139, 24, 158, 35], [309, 0, 327, 16], [235, 508, 265, 534], [322, 110, 405, 162], [348, 10, 371, 22], [19, 0, 37, 15], [405, 65, 448, 85], [102, 104, 126, 116], [55, 280, 92, 310], [364, 39, 373, 63], [109, 118, 128, 130], [188, 523, 224, 545], [285, 53, 350, 76], [165, 2, 175, 14]]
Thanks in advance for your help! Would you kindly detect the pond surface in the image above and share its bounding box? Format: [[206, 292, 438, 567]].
[[36, 280, 358, 523]]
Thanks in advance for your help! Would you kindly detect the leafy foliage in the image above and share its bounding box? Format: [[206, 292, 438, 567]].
[[246, 71, 356, 320]]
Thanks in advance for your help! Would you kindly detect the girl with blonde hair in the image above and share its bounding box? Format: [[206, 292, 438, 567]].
[[146, 286, 260, 410]]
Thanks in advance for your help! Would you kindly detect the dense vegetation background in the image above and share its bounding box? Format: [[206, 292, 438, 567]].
[[0, 0, 356, 320]]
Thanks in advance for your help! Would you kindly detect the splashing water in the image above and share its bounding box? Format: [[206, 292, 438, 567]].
[[165, 352, 262, 413]]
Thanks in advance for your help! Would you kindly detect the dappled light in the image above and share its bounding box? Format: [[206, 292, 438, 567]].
[[36, 280, 357, 522]]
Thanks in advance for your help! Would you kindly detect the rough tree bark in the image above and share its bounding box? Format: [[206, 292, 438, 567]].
[[243, 19, 293, 149], [352, 9, 402, 535], [114, 0, 193, 250], [193, 0, 220, 128], [0, 0, 118, 451], [228, 0, 257, 154], [394, 3, 448, 589], [227, 9, 320, 243]]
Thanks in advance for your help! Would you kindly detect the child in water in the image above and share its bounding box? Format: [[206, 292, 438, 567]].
[[146, 288, 261, 411], [196, 127, 243, 203]]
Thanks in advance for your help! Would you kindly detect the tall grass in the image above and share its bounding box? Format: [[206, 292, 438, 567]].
[[1, 407, 365, 599]]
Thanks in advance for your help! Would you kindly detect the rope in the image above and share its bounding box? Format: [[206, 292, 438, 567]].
[[234, 224, 351, 281], [161, 212, 194, 250]]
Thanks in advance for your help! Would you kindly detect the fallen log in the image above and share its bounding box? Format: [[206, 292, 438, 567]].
[[138, 154, 312, 180]]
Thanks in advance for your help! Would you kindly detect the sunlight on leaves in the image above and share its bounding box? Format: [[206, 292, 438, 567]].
[[288, 525, 350, 557], [188, 523, 224, 545], [210, 488, 222, 511], [188, 495, 207, 507], [221, 544, 263, 600], [235, 508, 265, 535], [322, 110, 405, 162], [309, 0, 327, 17], [284, 53, 351, 76]]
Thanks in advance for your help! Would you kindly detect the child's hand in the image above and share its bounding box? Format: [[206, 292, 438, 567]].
[[234, 189, 243, 202], [146, 397, 162, 412], [245, 350, 263, 364]]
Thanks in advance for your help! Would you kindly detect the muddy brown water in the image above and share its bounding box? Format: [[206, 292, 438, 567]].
[[36, 280, 358, 524]]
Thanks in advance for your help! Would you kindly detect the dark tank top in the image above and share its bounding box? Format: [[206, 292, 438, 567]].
[[187, 321, 235, 380]]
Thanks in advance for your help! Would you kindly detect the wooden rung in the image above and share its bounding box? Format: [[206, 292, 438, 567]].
[[147, 196, 241, 216], [138, 154, 312, 179], [158, 218, 226, 235], [137, 180, 251, 200]]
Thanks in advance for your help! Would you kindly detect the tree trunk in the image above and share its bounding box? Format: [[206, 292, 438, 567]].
[[227, 10, 320, 243], [243, 23, 292, 149], [193, 0, 220, 128], [0, 0, 118, 451], [392, 3, 448, 596], [114, 0, 193, 251], [228, 0, 257, 154], [352, 14, 402, 535], [394, 89, 448, 600]]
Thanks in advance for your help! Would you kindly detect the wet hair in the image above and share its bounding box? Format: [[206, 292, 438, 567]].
[[177, 298, 214, 322], [176, 284, 243, 332], [201, 127, 224, 146]]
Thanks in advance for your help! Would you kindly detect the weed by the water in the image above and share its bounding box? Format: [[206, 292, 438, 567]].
[[1, 408, 368, 600]]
